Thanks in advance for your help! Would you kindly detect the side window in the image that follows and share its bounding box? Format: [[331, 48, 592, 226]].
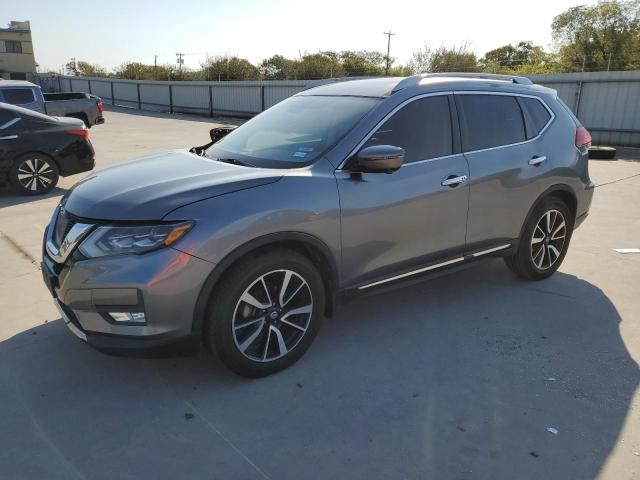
[[1, 88, 36, 105], [457, 95, 526, 151], [362, 95, 453, 163], [0, 109, 18, 128], [518, 97, 552, 139]]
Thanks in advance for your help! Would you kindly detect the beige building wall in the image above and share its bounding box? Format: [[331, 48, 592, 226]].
[[0, 21, 37, 81]]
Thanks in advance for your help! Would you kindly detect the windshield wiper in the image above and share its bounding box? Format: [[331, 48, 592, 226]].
[[213, 157, 253, 167]]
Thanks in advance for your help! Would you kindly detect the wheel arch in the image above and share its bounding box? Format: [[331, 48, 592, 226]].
[[192, 232, 339, 336], [518, 184, 578, 242], [10, 150, 60, 178]]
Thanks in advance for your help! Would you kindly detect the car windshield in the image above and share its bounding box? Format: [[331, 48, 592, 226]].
[[205, 95, 381, 168]]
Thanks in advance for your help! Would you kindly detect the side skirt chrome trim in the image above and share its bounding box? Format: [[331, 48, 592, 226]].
[[356, 243, 511, 291], [469, 244, 511, 257], [358, 257, 465, 290]]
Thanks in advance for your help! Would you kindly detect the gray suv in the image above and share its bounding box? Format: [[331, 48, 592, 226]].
[[41, 73, 594, 377]]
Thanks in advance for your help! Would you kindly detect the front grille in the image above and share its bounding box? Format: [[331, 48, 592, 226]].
[[53, 208, 76, 247]]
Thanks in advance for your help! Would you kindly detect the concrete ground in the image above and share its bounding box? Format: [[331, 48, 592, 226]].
[[1, 107, 639, 480]]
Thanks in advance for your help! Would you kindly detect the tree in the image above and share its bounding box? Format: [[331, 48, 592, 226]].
[[113, 62, 150, 80], [429, 45, 479, 72], [65, 60, 78, 76], [259, 54, 298, 80], [296, 52, 343, 79], [76, 61, 108, 78], [407, 44, 432, 74], [201, 55, 260, 81], [481, 41, 548, 68], [339, 50, 386, 76], [552, 0, 640, 71]]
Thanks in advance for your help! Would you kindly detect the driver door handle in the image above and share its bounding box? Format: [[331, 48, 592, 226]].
[[441, 175, 468, 187]]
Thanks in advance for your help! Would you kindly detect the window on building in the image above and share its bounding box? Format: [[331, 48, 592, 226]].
[[5, 40, 23, 54]]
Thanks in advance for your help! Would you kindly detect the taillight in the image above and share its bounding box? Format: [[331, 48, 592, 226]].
[[575, 126, 592, 154], [97, 101, 104, 113], [67, 129, 89, 140]]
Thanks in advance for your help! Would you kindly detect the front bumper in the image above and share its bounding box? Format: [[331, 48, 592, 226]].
[[42, 230, 214, 352]]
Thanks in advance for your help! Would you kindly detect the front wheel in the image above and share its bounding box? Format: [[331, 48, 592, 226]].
[[206, 249, 325, 377], [504, 197, 573, 280]]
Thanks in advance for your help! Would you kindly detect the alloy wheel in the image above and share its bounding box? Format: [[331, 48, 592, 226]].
[[16, 157, 56, 193], [530, 209, 567, 270], [232, 269, 313, 362]]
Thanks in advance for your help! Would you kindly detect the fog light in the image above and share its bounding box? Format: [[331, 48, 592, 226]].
[[109, 312, 146, 323]]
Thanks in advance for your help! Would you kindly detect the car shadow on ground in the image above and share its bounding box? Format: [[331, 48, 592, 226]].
[[0, 259, 637, 480], [0, 185, 67, 209]]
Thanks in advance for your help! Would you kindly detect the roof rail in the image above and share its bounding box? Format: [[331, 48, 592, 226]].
[[302, 76, 377, 91], [392, 72, 533, 93]]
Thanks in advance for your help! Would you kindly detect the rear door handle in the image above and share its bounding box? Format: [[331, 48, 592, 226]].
[[0, 135, 18, 140], [528, 156, 547, 166], [441, 175, 468, 187]]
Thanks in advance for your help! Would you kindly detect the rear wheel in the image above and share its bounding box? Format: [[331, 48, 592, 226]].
[[504, 197, 573, 280], [10, 153, 59, 195], [206, 249, 325, 377]]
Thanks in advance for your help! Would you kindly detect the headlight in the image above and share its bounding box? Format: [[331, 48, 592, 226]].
[[78, 222, 193, 258]]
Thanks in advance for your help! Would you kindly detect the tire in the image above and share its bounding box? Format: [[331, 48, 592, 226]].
[[588, 146, 616, 160], [206, 249, 325, 378], [66, 113, 90, 128], [503, 197, 573, 280], [10, 153, 59, 195]]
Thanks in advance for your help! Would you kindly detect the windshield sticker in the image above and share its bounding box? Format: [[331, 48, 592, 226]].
[[298, 147, 313, 152], [293, 151, 308, 158]]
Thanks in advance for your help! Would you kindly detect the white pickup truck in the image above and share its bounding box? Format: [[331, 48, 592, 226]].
[[0, 80, 104, 127]]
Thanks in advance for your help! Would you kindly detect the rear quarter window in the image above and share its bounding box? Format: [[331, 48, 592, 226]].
[[1, 88, 36, 105], [456, 94, 526, 151], [517, 97, 552, 139]]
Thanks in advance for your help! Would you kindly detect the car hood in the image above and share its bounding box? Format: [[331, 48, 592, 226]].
[[64, 150, 284, 220]]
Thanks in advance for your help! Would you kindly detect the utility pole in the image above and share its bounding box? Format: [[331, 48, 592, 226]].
[[607, 52, 612, 71], [154, 54, 158, 79], [581, 54, 586, 72], [176, 53, 185, 73], [383, 31, 395, 75]]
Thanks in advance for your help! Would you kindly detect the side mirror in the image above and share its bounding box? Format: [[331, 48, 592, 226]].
[[356, 145, 405, 173], [209, 126, 237, 143]]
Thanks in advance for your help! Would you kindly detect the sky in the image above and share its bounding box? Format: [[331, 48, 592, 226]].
[[6, 0, 596, 73]]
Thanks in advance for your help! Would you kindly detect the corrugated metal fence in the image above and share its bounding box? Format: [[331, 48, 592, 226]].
[[528, 71, 640, 147], [36, 75, 307, 118], [36, 71, 640, 146]]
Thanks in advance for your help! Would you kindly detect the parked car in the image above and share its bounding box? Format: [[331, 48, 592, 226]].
[[41, 73, 594, 377], [0, 102, 95, 194], [0, 80, 104, 128]]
